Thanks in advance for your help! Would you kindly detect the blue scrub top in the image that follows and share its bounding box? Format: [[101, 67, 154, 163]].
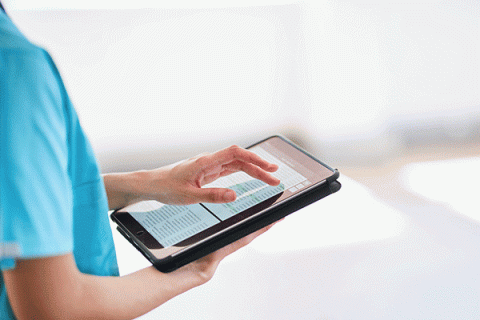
[[0, 10, 119, 319]]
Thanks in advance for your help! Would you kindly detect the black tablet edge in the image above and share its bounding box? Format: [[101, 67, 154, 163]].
[[247, 135, 338, 174]]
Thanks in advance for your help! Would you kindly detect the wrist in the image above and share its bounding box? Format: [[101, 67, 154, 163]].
[[136, 167, 171, 204], [124, 170, 149, 205], [103, 170, 152, 210]]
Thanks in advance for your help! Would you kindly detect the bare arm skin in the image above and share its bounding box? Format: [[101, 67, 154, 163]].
[[3, 145, 280, 319], [4, 223, 275, 320]]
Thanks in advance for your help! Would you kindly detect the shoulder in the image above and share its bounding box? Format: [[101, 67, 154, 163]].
[[0, 13, 60, 94], [0, 46, 69, 160], [0, 46, 65, 117], [0, 12, 39, 52], [0, 15, 75, 161]]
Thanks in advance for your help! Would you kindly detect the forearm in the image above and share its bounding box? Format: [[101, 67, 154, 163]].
[[5, 255, 207, 320], [76, 266, 204, 320], [103, 170, 165, 210], [5, 221, 276, 320]]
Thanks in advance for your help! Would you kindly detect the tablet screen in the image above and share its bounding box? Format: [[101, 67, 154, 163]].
[[114, 136, 335, 258]]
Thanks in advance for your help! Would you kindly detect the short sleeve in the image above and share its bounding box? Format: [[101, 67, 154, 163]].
[[0, 49, 74, 270]]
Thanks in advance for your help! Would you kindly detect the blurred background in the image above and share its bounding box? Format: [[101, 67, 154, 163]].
[[4, 1, 480, 318], [6, 0, 479, 171], [6, 0, 479, 218]]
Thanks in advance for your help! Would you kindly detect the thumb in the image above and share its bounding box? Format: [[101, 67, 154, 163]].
[[188, 187, 237, 203]]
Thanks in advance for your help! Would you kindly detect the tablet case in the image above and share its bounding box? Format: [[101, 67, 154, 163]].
[[117, 170, 341, 273]]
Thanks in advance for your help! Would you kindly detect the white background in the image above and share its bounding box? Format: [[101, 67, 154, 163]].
[[5, 0, 480, 171]]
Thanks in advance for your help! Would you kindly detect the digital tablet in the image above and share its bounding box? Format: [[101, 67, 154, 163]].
[[111, 135, 341, 272]]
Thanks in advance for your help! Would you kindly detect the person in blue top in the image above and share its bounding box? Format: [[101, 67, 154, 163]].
[[0, 3, 280, 319]]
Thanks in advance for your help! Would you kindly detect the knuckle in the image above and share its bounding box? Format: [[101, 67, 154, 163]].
[[228, 145, 240, 151], [228, 145, 242, 156], [194, 156, 209, 168]]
